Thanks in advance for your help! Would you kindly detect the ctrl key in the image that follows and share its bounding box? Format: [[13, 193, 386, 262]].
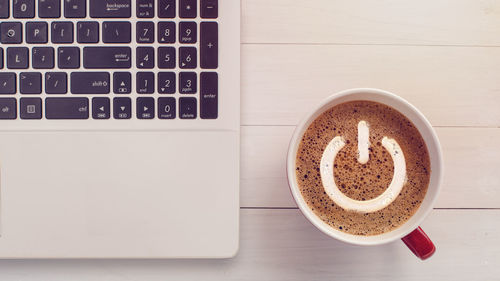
[[0, 98, 17, 119]]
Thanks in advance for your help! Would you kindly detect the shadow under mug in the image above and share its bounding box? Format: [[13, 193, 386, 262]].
[[286, 88, 444, 260]]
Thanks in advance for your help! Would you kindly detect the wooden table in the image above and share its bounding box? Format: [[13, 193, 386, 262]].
[[1, 1, 499, 280]]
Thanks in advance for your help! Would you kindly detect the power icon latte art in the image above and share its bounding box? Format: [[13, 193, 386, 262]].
[[296, 101, 431, 235], [320, 120, 407, 213]]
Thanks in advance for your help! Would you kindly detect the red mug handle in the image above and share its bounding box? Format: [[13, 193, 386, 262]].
[[401, 227, 436, 260]]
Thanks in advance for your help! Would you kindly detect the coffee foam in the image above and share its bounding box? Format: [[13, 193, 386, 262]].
[[296, 101, 430, 236], [319, 122, 407, 213]]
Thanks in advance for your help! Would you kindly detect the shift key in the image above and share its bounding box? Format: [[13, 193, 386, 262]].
[[71, 72, 110, 94], [83, 47, 132, 69]]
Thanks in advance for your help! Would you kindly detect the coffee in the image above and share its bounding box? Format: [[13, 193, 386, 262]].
[[295, 101, 430, 235]]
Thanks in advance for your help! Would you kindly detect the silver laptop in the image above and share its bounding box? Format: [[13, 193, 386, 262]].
[[0, 0, 240, 258]]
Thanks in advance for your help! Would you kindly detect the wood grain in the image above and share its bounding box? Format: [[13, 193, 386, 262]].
[[242, 45, 500, 127], [241, 126, 500, 208], [242, 0, 500, 46], [0, 209, 497, 281]]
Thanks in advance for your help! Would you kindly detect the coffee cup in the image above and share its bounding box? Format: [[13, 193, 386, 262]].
[[286, 88, 443, 260]]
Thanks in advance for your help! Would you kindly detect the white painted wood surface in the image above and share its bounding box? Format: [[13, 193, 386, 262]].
[[1, 0, 499, 280], [0, 210, 498, 281]]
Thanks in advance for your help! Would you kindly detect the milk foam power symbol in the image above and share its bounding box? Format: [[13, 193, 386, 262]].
[[320, 121, 407, 213]]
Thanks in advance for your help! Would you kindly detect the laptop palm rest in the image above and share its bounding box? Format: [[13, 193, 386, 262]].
[[0, 131, 238, 258]]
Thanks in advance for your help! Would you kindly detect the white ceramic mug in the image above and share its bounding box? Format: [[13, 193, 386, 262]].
[[286, 88, 444, 260]]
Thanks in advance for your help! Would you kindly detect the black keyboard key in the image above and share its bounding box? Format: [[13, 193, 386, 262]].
[[46, 97, 89, 119], [13, 0, 35, 18], [71, 72, 110, 94], [179, 22, 197, 44], [158, 97, 176, 119], [77, 21, 99, 43], [0, 98, 17, 119], [113, 97, 131, 119], [20, 72, 42, 94], [26, 22, 48, 43], [113, 72, 131, 94], [158, 22, 175, 43], [90, 0, 131, 18], [136, 72, 154, 94], [32, 47, 54, 69], [20, 97, 42, 119], [137, 47, 155, 69], [158, 0, 175, 18], [0, 48, 3, 68], [64, 0, 86, 18], [179, 72, 196, 94], [7, 47, 29, 69], [201, 0, 217, 18], [38, 0, 61, 18], [83, 47, 132, 69], [158, 72, 175, 94], [137, 97, 154, 119], [1, 22, 23, 44], [179, 97, 197, 119], [103, 21, 131, 43], [200, 72, 218, 119], [158, 47, 176, 69], [136, 0, 154, 18], [0, 0, 9, 19], [92, 97, 110, 119], [51, 22, 74, 43], [33, 47, 55, 69], [179, 0, 197, 18], [179, 47, 197, 69], [58, 47, 80, 69], [200, 22, 218, 69], [136, 21, 154, 43], [0, 73, 16, 94], [45, 72, 67, 94]]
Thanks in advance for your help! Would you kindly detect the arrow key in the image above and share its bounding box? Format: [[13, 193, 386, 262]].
[[92, 97, 110, 119], [137, 97, 154, 119], [113, 97, 131, 119], [113, 72, 131, 94]]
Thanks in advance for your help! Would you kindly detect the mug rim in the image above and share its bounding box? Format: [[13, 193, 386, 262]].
[[286, 88, 444, 246]]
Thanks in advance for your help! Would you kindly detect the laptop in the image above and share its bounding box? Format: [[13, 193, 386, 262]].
[[0, 0, 239, 258]]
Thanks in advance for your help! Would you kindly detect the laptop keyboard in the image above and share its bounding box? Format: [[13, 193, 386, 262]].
[[0, 0, 219, 120]]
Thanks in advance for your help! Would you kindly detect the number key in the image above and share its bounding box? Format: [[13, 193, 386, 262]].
[[158, 72, 175, 94], [13, 0, 35, 18], [136, 22, 155, 43], [136, 72, 154, 94], [179, 22, 197, 44], [158, 22, 175, 43], [158, 97, 176, 119], [137, 47, 155, 69], [179, 47, 197, 69], [179, 72, 196, 94], [158, 47, 176, 69], [0, 0, 9, 19]]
